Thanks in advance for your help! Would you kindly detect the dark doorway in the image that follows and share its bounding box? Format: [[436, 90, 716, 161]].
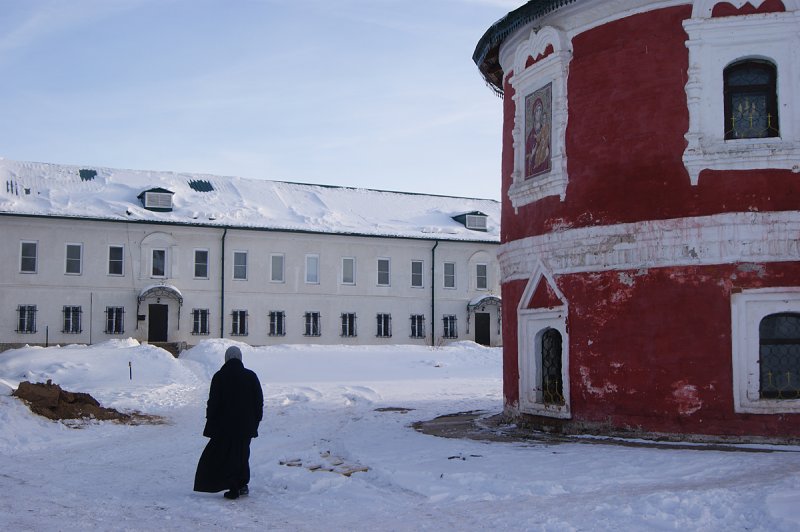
[[148, 304, 168, 342], [475, 313, 491, 346]]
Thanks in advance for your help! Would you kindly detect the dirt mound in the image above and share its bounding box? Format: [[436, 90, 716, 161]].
[[12, 380, 164, 425]]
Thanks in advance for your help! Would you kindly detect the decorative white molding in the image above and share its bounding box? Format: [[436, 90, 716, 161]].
[[692, 0, 800, 19], [517, 261, 571, 418], [498, 211, 800, 282], [683, 8, 800, 184], [731, 287, 800, 414], [508, 26, 571, 210]]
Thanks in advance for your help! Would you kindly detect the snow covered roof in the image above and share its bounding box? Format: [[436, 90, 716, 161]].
[[0, 159, 500, 243]]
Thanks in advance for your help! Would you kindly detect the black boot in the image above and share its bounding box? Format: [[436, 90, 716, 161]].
[[223, 489, 239, 500]]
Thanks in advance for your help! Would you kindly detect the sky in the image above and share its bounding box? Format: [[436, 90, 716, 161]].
[[0, 0, 526, 201]]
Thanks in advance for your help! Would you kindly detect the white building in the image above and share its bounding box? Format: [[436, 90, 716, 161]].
[[1, 159, 501, 351]]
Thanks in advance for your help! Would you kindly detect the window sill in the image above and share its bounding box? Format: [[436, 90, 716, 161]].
[[684, 136, 800, 184]]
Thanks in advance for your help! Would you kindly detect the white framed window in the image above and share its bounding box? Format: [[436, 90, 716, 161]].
[[269, 311, 286, 336], [443, 262, 456, 289], [442, 315, 458, 339], [105, 306, 124, 334], [194, 249, 209, 279], [231, 309, 248, 336], [377, 258, 390, 287], [62, 305, 81, 334], [411, 260, 424, 288], [376, 313, 392, 338], [65, 243, 82, 275], [306, 254, 320, 284], [271, 254, 285, 283], [16, 305, 36, 333], [341, 257, 356, 285], [682, 7, 800, 184], [233, 251, 247, 280], [507, 26, 571, 208], [517, 264, 571, 418], [108, 245, 124, 276], [731, 287, 800, 414], [341, 312, 357, 337], [192, 308, 210, 335], [304, 311, 321, 337], [151, 249, 166, 277], [20, 241, 37, 273], [476, 263, 488, 290], [410, 314, 425, 339]]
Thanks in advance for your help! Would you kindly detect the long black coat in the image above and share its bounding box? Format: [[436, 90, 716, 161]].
[[203, 358, 263, 439], [194, 358, 263, 493]]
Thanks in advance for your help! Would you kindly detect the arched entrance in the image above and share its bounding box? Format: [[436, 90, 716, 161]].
[[137, 284, 183, 343]]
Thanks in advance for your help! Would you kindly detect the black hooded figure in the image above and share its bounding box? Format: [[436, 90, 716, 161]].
[[194, 345, 263, 499]]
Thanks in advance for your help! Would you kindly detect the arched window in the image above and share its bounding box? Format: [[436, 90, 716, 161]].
[[759, 313, 800, 399], [724, 60, 779, 140], [541, 328, 564, 405]]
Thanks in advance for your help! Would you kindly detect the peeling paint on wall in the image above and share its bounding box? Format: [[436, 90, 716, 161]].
[[671, 380, 702, 416]]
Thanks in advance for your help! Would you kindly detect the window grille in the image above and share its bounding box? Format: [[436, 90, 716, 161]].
[[442, 315, 458, 339], [341, 313, 357, 337], [724, 60, 779, 140], [269, 311, 286, 336], [105, 306, 124, 334], [304, 312, 321, 337], [410, 314, 426, 339], [16, 305, 37, 333], [376, 313, 392, 338], [231, 310, 248, 336], [192, 309, 210, 335], [541, 328, 565, 405], [759, 313, 800, 400], [62, 306, 82, 334]]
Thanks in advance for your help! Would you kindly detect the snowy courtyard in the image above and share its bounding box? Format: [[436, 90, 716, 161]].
[[1, 339, 799, 531]]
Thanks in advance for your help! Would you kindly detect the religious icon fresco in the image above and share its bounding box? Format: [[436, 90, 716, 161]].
[[524, 83, 552, 179]]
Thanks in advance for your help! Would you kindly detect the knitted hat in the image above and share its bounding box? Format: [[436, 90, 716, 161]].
[[225, 346, 242, 362]]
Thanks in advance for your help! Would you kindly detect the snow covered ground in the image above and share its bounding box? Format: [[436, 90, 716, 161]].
[[1, 339, 799, 531]]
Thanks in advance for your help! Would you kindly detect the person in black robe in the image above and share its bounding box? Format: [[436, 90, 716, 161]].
[[194, 345, 263, 499]]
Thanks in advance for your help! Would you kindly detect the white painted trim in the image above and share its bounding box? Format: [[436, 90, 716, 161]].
[[731, 287, 800, 414], [683, 10, 800, 183], [692, 0, 800, 19], [499, 211, 800, 282], [507, 26, 571, 209]]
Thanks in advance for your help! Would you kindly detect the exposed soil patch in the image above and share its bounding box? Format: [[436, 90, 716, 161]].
[[12, 380, 165, 426]]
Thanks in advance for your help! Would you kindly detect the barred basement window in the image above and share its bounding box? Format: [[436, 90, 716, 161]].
[[410, 314, 425, 339], [105, 306, 124, 334], [442, 315, 458, 339], [341, 313, 357, 337], [192, 309, 210, 335], [724, 60, 779, 140], [16, 305, 36, 333], [759, 313, 800, 400], [231, 310, 248, 336], [376, 313, 392, 338], [62, 305, 82, 334], [304, 311, 321, 337], [269, 311, 286, 337]]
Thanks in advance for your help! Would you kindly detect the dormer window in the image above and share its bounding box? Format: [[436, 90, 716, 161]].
[[452, 211, 489, 232], [137, 188, 174, 212]]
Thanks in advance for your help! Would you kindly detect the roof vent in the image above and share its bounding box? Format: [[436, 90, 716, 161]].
[[188, 179, 214, 192], [137, 188, 174, 212], [452, 211, 489, 232], [79, 169, 97, 181]]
